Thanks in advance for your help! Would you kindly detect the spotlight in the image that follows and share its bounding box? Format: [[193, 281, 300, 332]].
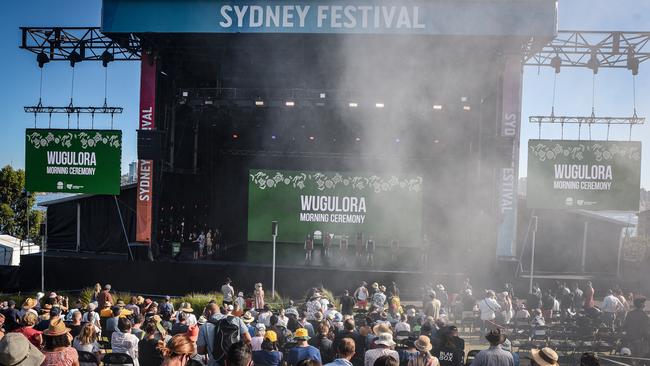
[[309, 136, 315, 141], [462, 105, 471, 111], [101, 50, 114, 67], [36, 52, 50, 68], [182, 91, 189, 97], [395, 138, 401, 143], [285, 101, 295, 107], [320, 93, 326, 99], [232, 133, 239, 139], [375, 103, 385, 108], [204, 100, 213, 105], [434, 139, 440, 143], [433, 105, 443, 110], [255, 100, 264, 107], [355, 137, 361, 142], [461, 96, 468, 102], [349, 102, 358, 108], [271, 135, 277, 140]]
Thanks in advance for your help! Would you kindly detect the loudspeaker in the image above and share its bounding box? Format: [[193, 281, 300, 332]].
[[271, 221, 278, 236], [137, 130, 164, 160]]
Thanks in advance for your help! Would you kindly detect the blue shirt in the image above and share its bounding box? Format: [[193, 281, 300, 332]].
[[253, 350, 283, 366], [469, 346, 514, 366], [286, 346, 322, 366], [325, 359, 353, 366]]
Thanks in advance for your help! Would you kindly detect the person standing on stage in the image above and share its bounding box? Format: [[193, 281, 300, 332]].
[[198, 231, 206, 258], [390, 239, 399, 261], [254, 283, 265, 310], [356, 232, 364, 258], [354, 282, 369, 310], [305, 235, 314, 262], [421, 234, 429, 265], [206, 229, 213, 257], [222, 277, 235, 305], [339, 235, 349, 265], [323, 232, 331, 258], [366, 237, 376, 266]]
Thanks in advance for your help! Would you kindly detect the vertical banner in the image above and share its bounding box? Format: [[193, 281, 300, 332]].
[[496, 55, 522, 258], [136, 53, 157, 243]]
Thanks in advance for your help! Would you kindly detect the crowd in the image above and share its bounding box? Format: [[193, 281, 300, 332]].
[[0, 278, 648, 366]]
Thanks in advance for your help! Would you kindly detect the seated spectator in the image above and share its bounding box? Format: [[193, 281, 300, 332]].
[[82, 303, 101, 332], [373, 355, 399, 366], [325, 337, 355, 366], [132, 314, 145, 339], [35, 305, 59, 332], [468, 330, 513, 366], [394, 314, 411, 340], [364, 333, 398, 366], [397, 338, 418, 366], [287, 328, 322, 366], [139, 320, 164, 366], [158, 334, 195, 366], [105, 307, 121, 333], [112, 318, 140, 366], [171, 312, 190, 336], [225, 341, 253, 366], [529, 347, 558, 366], [0, 333, 46, 366], [12, 311, 42, 348], [251, 323, 266, 351], [42, 318, 80, 366], [530, 309, 545, 327], [309, 322, 334, 364], [252, 330, 283, 366], [68, 311, 83, 338], [73, 323, 101, 361], [410, 336, 438, 366], [432, 329, 463, 366]]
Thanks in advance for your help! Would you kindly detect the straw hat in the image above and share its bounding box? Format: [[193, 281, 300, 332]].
[[22, 298, 37, 309], [43, 318, 70, 336], [0, 333, 45, 366], [530, 347, 559, 366], [241, 311, 254, 323], [415, 335, 432, 352], [373, 323, 391, 335]]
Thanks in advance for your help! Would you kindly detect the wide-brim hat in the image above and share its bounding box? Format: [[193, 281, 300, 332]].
[[373, 323, 391, 335], [294, 328, 310, 340], [22, 298, 37, 309], [415, 335, 432, 352], [375, 332, 396, 347], [530, 348, 559, 366], [485, 329, 506, 344], [0, 333, 46, 366], [43, 318, 70, 336], [180, 303, 193, 313], [242, 311, 254, 323], [41, 304, 52, 313]]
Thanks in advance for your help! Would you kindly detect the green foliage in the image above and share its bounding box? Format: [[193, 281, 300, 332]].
[[0, 165, 42, 240]]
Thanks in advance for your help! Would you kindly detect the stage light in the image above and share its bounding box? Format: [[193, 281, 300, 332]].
[[355, 137, 361, 142], [375, 103, 385, 108], [204, 100, 213, 105], [285, 101, 295, 107], [434, 139, 440, 144], [182, 91, 189, 97], [320, 93, 326, 99], [316, 102, 326, 107], [232, 134, 239, 139], [309, 136, 315, 141], [271, 135, 277, 140], [463, 105, 471, 111], [255, 100, 264, 107], [395, 138, 401, 143], [433, 105, 443, 110], [461, 96, 468, 102], [349, 102, 358, 108]]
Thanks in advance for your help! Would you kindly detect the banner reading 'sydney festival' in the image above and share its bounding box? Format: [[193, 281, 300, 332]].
[[25, 129, 122, 195], [527, 140, 641, 211], [248, 169, 422, 244]]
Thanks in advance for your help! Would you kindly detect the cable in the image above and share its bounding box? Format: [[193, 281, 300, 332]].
[[551, 72, 557, 117], [70, 66, 75, 107]]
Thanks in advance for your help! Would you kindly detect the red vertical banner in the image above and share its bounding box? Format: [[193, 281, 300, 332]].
[[136, 53, 157, 243]]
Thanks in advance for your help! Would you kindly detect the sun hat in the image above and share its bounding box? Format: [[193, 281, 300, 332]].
[[375, 332, 396, 347], [49, 292, 58, 299], [237, 292, 244, 297], [255, 323, 267, 332], [264, 330, 278, 343], [0, 333, 46, 366], [43, 318, 70, 336], [373, 323, 391, 335], [285, 308, 299, 317], [22, 298, 37, 310], [294, 328, 310, 340], [415, 335, 432, 352], [36, 292, 44, 300], [180, 303, 194, 313], [620, 348, 632, 356], [87, 302, 97, 311], [530, 347, 559, 366], [242, 311, 254, 323]]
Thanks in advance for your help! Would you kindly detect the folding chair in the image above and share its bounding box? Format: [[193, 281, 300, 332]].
[[77, 351, 99, 366], [102, 353, 135, 366]]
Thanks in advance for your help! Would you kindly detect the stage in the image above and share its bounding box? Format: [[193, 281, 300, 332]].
[[17, 249, 467, 299]]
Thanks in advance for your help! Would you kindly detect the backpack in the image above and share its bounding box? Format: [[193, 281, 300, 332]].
[[209, 316, 241, 362]]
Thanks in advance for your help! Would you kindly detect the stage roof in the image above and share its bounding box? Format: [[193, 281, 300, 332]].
[[101, 0, 557, 37]]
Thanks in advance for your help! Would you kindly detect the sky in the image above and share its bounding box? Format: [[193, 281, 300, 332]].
[[1, 1, 649, 187]]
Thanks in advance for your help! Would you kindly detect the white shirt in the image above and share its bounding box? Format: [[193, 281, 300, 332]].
[[355, 287, 369, 301], [602, 295, 624, 313], [258, 311, 273, 327], [222, 284, 235, 302], [394, 321, 411, 338], [364, 348, 399, 366], [478, 297, 501, 321], [111, 331, 140, 366]]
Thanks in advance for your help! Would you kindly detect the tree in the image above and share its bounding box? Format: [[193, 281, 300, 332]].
[[0, 165, 43, 240]]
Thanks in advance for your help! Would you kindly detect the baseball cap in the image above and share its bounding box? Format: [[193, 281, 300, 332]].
[[294, 328, 310, 340], [264, 330, 278, 343]]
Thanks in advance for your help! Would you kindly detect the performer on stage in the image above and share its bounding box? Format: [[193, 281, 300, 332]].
[[355, 232, 364, 257], [421, 233, 430, 265], [390, 238, 400, 261], [354, 281, 369, 310], [366, 236, 376, 266], [304, 234, 314, 262], [339, 235, 349, 265], [323, 232, 331, 258]]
